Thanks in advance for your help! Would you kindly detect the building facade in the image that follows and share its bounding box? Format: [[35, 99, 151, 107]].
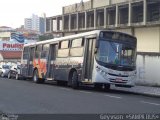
[[24, 14, 46, 34], [46, 0, 160, 86], [0, 26, 15, 41], [24, 18, 32, 30]]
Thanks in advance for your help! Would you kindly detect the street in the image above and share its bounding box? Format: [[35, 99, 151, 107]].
[[0, 78, 160, 114]]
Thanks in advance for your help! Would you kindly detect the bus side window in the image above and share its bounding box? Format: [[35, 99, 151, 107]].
[[35, 51, 40, 59], [41, 44, 49, 59], [57, 40, 69, 58], [36, 45, 42, 51], [61, 41, 69, 49], [70, 38, 84, 57], [71, 38, 83, 47], [34, 45, 42, 59], [23, 53, 28, 59], [23, 47, 29, 59], [23, 47, 29, 53]]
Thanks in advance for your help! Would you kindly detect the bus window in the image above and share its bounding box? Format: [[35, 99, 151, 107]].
[[24, 47, 29, 53], [58, 40, 69, 57], [59, 41, 69, 49], [70, 47, 83, 57], [57, 49, 69, 57], [36, 45, 42, 51], [35, 51, 40, 59], [70, 38, 84, 57], [71, 38, 84, 47], [43, 44, 49, 51], [23, 53, 28, 59], [41, 51, 48, 58], [41, 44, 49, 59]]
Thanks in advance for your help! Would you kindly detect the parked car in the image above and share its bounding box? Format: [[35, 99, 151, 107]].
[[0, 65, 11, 77], [7, 65, 21, 80]]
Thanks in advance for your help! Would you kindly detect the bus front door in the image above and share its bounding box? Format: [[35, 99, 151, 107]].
[[84, 38, 96, 81], [46, 44, 56, 79]]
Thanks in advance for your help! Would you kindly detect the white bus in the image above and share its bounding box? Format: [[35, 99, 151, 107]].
[[20, 30, 137, 89]]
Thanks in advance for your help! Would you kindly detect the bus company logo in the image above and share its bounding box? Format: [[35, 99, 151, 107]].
[[3, 43, 24, 50]]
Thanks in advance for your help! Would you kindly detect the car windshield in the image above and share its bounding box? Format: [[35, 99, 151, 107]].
[[2, 65, 10, 69], [96, 40, 136, 67]]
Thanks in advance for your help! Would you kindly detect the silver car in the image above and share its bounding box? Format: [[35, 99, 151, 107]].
[[0, 65, 11, 77]]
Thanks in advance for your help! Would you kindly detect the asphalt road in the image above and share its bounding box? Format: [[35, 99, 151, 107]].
[[0, 77, 160, 114]]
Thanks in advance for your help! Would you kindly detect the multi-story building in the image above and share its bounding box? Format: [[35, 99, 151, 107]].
[[24, 18, 32, 30], [0, 26, 15, 41], [46, 0, 160, 86], [24, 14, 46, 34]]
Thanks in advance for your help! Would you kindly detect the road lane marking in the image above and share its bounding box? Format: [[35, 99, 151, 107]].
[[79, 91, 92, 94], [141, 101, 160, 106], [104, 94, 122, 99]]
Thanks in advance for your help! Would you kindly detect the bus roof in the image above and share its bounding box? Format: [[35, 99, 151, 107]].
[[24, 30, 136, 47], [24, 30, 101, 47]]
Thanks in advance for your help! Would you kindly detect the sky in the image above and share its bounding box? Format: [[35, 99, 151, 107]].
[[0, 0, 89, 28]]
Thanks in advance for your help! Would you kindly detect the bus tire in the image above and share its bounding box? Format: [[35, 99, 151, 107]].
[[57, 81, 65, 86], [71, 71, 79, 89], [94, 83, 102, 90], [104, 84, 110, 91], [33, 70, 41, 83]]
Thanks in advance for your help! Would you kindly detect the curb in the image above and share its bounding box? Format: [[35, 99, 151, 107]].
[[111, 86, 160, 98], [131, 91, 160, 98], [114, 89, 160, 98]]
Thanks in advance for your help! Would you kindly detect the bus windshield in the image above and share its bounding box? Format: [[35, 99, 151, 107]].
[[96, 39, 136, 67]]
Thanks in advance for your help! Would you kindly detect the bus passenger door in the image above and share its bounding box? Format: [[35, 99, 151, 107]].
[[28, 47, 35, 77], [84, 38, 96, 81], [47, 44, 57, 79]]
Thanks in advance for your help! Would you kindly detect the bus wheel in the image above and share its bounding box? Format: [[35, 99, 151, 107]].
[[71, 71, 79, 89], [94, 83, 102, 90], [33, 70, 45, 83], [33, 70, 40, 83], [104, 84, 110, 91]]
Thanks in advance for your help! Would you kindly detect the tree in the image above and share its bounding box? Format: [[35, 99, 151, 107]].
[[39, 34, 54, 41]]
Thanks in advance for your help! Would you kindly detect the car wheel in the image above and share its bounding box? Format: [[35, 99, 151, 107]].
[[15, 73, 19, 80], [8, 72, 11, 79], [1, 73, 4, 77]]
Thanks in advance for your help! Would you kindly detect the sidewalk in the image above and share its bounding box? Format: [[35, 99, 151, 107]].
[[111, 85, 160, 98]]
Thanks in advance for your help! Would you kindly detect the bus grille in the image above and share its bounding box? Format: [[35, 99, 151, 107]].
[[110, 79, 128, 83], [108, 73, 128, 77]]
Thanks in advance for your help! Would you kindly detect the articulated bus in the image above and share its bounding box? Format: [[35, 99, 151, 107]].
[[20, 30, 137, 89]]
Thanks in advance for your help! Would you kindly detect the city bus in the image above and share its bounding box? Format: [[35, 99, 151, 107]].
[[20, 30, 137, 89]]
